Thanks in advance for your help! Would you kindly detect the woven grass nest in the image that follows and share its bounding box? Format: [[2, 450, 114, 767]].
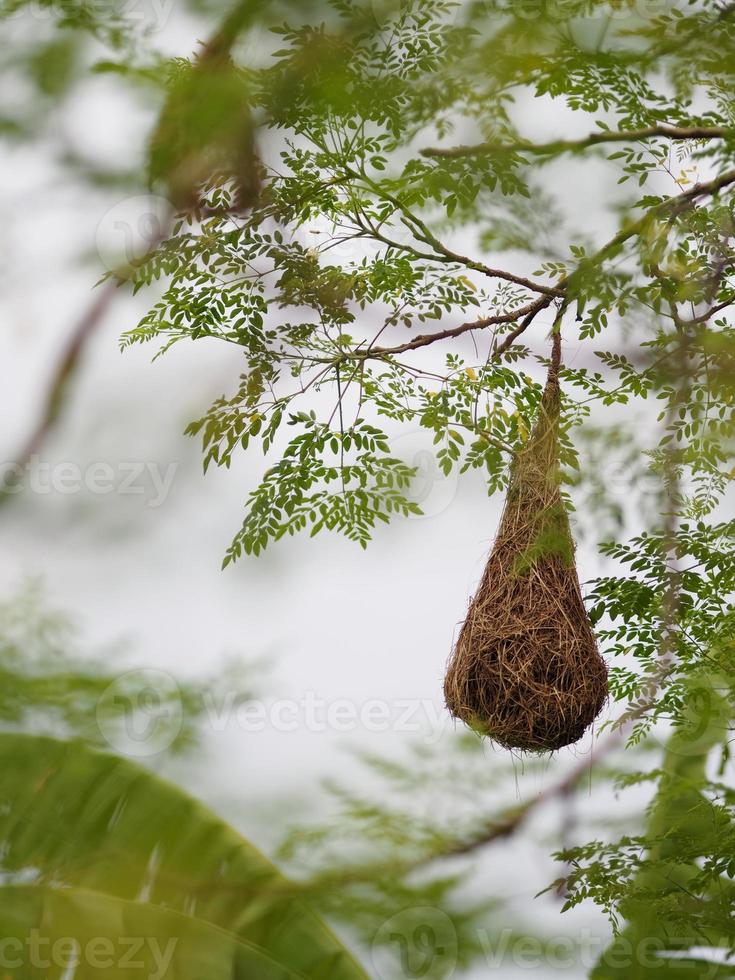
[[444, 334, 608, 752]]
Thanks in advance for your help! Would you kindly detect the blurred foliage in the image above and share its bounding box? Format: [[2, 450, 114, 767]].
[[0, 581, 245, 755], [277, 673, 735, 976], [579, 672, 735, 977], [0, 731, 368, 978], [0, 586, 367, 976], [278, 734, 560, 976]]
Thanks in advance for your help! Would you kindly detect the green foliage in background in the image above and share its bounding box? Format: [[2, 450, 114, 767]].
[[0, 583, 244, 754], [0, 731, 367, 978]]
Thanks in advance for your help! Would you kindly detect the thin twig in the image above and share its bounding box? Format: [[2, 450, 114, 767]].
[[340, 167, 735, 366], [1, 279, 119, 498], [422, 125, 732, 161]]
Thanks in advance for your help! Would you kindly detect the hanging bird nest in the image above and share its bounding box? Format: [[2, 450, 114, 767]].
[[444, 331, 608, 752]]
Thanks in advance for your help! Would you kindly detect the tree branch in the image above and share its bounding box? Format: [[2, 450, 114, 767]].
[[1, 280, 119, 499], [330, 167, 735, 367], [279, 644, 681, 902], [346, 295, 552, 361], [492, 299, 554, 360], [422, 125, 732, 161], [348, 169, 561, 297]]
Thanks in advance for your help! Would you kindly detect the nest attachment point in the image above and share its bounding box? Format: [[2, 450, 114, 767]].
[[444, 341, 608, 752]]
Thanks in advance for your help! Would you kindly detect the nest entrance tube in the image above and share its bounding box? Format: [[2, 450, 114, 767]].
[[444, 331, 607, 751]]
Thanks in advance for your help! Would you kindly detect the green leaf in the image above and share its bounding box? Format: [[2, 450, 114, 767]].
[[0, 733, 368, 979], [0, 885, 308, 979]]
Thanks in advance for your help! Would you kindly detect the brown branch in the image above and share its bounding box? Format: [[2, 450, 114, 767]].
[[492, 299, 555, 361], [197, 0, 270, 62], [685, 297, 735, 324], [350, 171, 561, 297], [587, 166, 735, 276], [346, 295, 553, 361], [663, 165, 735, 208], [278, 637, 682, 904], [1, 280, 119, 498], [422, 239, 564, 298], [422, 125, 732, 161], [326, 167, 735, 370]]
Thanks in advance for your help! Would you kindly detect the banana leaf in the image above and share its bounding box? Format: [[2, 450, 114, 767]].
[[0, 732, 368, 979]]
